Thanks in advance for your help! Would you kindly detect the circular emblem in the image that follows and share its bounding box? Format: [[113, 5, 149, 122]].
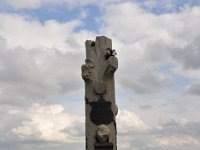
[[94, 82, 106, 95]]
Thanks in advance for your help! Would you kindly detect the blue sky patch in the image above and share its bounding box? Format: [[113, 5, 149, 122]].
[[74, 4, 102, 32], [0, 3, 101, 32], [137, 0, 200, 14]]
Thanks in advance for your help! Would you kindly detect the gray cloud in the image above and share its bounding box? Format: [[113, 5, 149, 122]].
[[184, 83, 200, 96], [0, 37, 84, 106], [117, 117, 200, 150], [0, 103, 84, 150], [153, 118, 200, 141], [139, 104, 152, 110], [120, 70, 172, 94], [0, 140, 84, 150], [1, 1, 200, 150], [171, 37, 200, 70]]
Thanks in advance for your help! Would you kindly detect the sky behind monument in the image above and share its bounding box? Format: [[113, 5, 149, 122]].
[[0, 0, 200, 150]]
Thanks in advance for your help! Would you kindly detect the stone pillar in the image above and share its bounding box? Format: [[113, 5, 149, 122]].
[[81, 36, 118, 150]]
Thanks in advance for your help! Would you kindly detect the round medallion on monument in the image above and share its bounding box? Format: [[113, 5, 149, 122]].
[[94, 82, 106, 95]]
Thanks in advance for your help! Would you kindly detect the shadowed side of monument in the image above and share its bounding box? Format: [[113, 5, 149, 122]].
[[81, 36, 118, 150]]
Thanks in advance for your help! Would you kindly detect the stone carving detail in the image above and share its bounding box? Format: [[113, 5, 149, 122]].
[[82, 36, 118, 150], [94, 82, 106, 95], [105, 48, 117, 60], [96, 124, 110, 143]]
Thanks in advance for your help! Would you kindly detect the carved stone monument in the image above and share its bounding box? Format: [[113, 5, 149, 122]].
[[81, 36, 118, 150]]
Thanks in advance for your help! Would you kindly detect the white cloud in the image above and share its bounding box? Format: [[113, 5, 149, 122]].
[[5, 0, 45, 9], [1, 1, 200, 150], [12, 103, 84, 143], [156, 135, 199, 146], [102, 3, 200, 51], [0, 13, 95, 51], [117, 109, 147, 133], [116, 115, 200, 150], [0, 41, 84, 104], [100, 2, 200, 94], [98, 4, 200, 149], [0, 12, 97, 105]]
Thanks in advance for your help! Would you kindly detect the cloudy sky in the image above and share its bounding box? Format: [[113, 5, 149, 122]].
[[0, 0, 200, 150]]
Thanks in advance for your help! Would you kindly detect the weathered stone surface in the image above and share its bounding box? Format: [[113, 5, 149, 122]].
[[96, 124, 110, 143], [82, 36, 118, 150], [94, 82, 106, 95]]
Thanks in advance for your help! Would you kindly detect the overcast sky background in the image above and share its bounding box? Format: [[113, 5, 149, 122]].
[[0, 0, 200, 150]]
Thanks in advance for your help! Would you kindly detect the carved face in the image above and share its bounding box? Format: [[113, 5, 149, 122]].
[[81, 59, 95, 80], [81, 64, 92, 80]]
